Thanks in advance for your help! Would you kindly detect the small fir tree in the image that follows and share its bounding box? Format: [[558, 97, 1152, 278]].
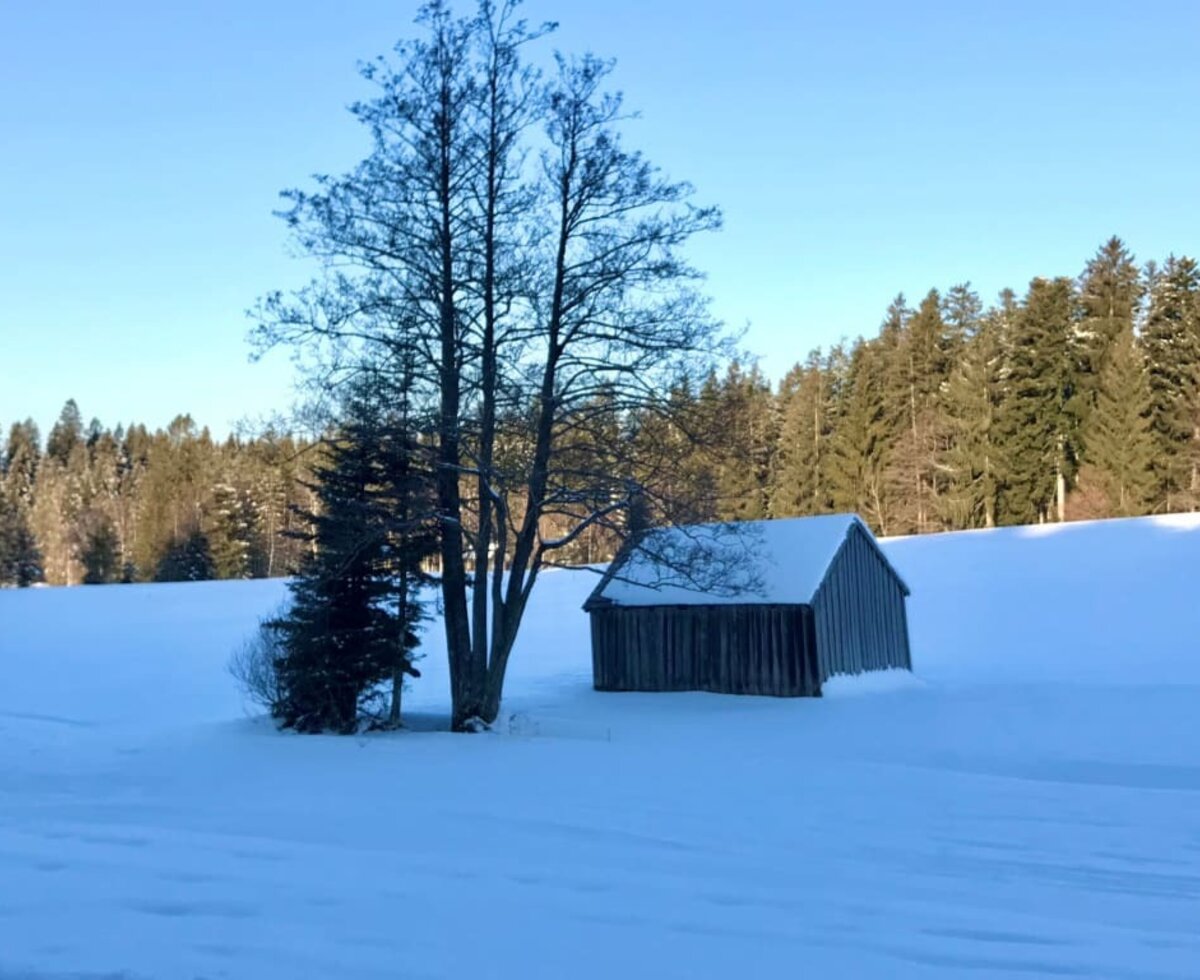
[[271, 388, 435, 734]]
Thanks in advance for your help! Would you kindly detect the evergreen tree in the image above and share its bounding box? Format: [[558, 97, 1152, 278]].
[[154, 531, 216, 582], [770, 349, 835, 517], [81, 517, 121, 584], [133, 416, 217, 581], [892, 289, 954, 532], [1, 420, 44, 586], [115, 424, 151, 579], [209, 480, 259, 579], [943, 282, 984, 351], [4, 420, 41, 508], [629, 377, 720, 526], [272, 391, 433, 733], [997, 277, 1081, 524], [828, 339, 893, 533], [46, 399, 84, 465], [942, 299, 1009, 528], [711, 362, 775, 520], [30, 438, 90, 585], [1076, 237, 1142, 447], [0, 485, 43, 586], [1142, 255, 1200, 509], [1087, 325, 1156, 515]]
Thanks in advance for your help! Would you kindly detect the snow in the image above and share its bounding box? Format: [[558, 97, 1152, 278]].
[[2, 513, 1200, 978], [595, 513, 885, 606]]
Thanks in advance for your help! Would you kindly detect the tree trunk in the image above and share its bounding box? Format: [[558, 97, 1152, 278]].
[[470, 61, 502, 730], [431, 57, 479, 731], [480, 134, 575, 727], [481, 613, 523, 724], [388, 668, 403, 727]]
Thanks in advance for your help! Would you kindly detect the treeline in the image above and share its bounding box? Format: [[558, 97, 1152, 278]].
[[0, 402, 317, 586], [3, 237, 1197, 587], [652, 237, 1200, 536]]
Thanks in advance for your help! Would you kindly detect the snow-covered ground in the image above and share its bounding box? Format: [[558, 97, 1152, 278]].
[[2, 514, 1200, 979]]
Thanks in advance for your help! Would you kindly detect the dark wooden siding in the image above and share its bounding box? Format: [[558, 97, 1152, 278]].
[[810, 522, 911, 683], [591, 604, 821, 696]]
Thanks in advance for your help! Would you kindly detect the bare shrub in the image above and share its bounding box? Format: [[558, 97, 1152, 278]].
[[228, 609, 287, 714]]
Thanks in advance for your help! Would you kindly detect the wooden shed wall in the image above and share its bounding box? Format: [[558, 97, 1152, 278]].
[[810, 522, 911, 683], [591, 604, 821, 696]]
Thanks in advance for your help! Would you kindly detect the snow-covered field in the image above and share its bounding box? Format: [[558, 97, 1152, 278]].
[[3, 515, 1200, 979]]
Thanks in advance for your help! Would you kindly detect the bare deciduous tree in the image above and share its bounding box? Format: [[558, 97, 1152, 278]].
[[255, 0, 726, 730]]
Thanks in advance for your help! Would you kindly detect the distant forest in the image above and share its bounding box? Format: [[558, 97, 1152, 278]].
[[2, 236, 1197, 587], [0, 409, 317, 586]]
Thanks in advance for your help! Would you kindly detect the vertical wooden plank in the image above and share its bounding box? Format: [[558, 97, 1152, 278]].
[[878, 582, 890, 671], [822, 592, 833, 684], [813, 592, 828, 684], [826, 576, 841, 678], [708, 607, 715, 690], [741, 607, 751, 695], [737, 608, 747, 694], [726, 608, 736, 693], [898, 587, 913, 670], [591, 613, 601, 689], [865, 542, 875, 671], [866, 539, 884, 670], [839, 542, 851, 675], [852, 538, 864, 672], [865, 536, 881, 671], [833, 574, 844, 677], [877, 553, 890, 670], [786, 608, 796, 694], [873, 542, 886, 669], [776, 608, 787, 694], [860, 538, 872, 673], [782, 607, 790, 694], [846, 539, 860, 674], [890, 583, 904, 669], [842, 561, 853, 674], [844, 539, 856, 674], [892, 585, 904, 668]]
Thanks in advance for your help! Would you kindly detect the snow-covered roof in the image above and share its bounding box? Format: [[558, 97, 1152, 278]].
[[588, 514, 895, 609]]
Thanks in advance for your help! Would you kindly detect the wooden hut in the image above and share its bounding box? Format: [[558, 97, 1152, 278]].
[[583, 514, 911, 697]]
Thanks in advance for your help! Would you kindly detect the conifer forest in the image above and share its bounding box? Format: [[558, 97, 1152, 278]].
[[0, 409, 316, 587], [1, 235, 1197, 588]]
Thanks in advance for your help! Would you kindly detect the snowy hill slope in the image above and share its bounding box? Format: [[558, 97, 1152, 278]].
[[2, 514, 1199, 978]]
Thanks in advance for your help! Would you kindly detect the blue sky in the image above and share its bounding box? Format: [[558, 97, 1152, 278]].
[[2, 1, 1197, 439]]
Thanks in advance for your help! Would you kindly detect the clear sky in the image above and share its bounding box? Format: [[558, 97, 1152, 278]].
[[2, 1, 1197, 439]]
